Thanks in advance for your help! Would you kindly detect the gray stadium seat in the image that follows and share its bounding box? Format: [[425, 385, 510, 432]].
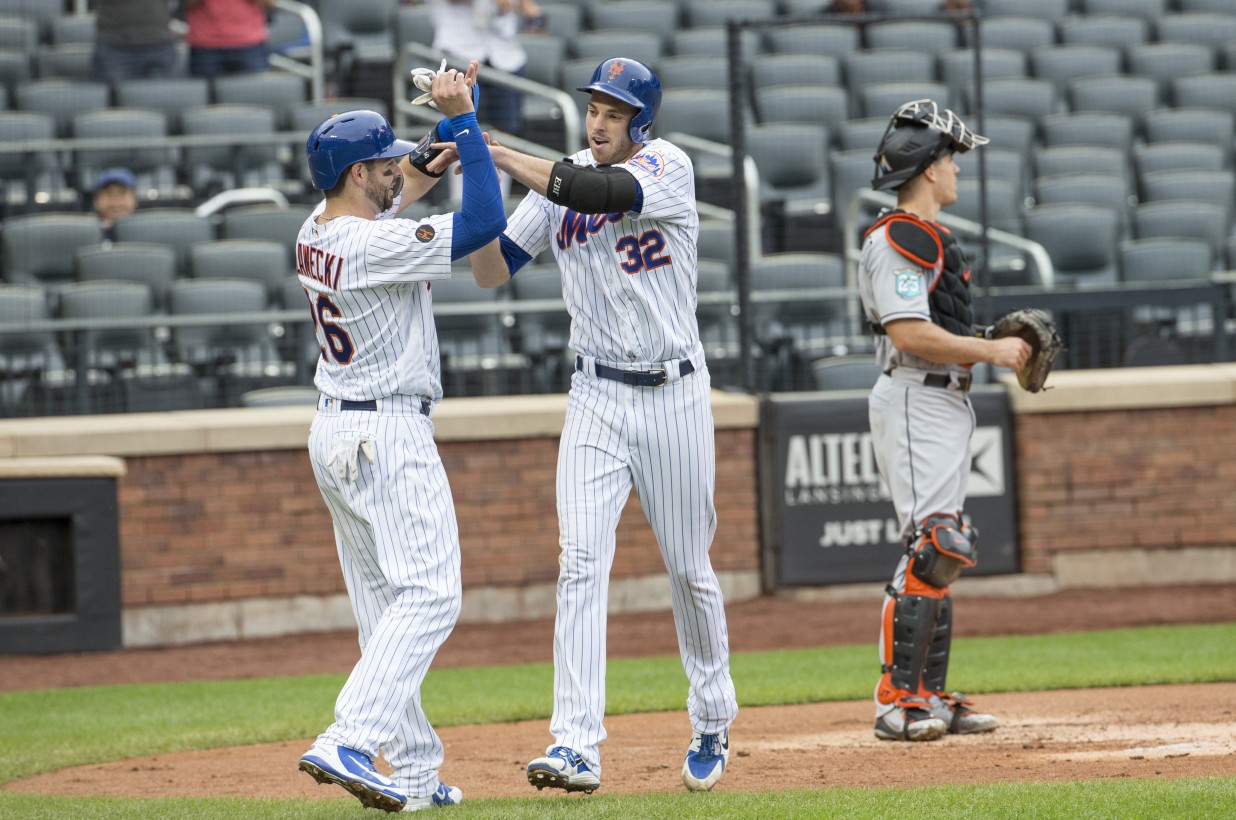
[[538, 2, 584, 39], [0, 110, 64, 206], [764, 23, 860, 58], [1040, 112, 1134, 156], [75, 242, 178, 310], [219, 204, 313, 259], [1155, 13, 1236, 58], [1028, 45, 1123, 99], [1170, 73, 1236, 120], [315, 0, 399, 61], [861, 82, 951, 120], [590, 1, 679, 33], [684, 0, 775, 28], [59, 280, 158, 372], [836, 117, 889, 152], [697, 219, 736, 269], [748, 122, 831, 234], [1125, 43, 1214, 100], [1179, 0, 1236, 11], [0, 15, 37, 51], [570, 30, 664, 67], [112, 208, 216, 271], [509, 263, 570, 393], [212, 71, 309, 129], [977, 115, 1037, 159], [1, 213, 103, 289], [844, 50, 937, 101], [1067, 75, 1159, 126], [0, 47, 32, 97], [0, 0, 60, 39], [830, 148, 881, 230], [1032, 173, 1134, 236], [695, 258, 735, 366], [981, 0, 1069, 18], [1058, 15, 1150, 53], [750, 53, 841, 93], [939, 48, 1027, 110], [969, 77, 1058, 121], [34, 43, 94, 81], [168, 276, 278, 373], [71, 108, 176, 195], [1079, 0, 1166, 21], [0, 284, 54, 365], [953, 158, 1027, 221], [658, 56, 730, 93], [1033, 146, 1128, 185], [189, 239, 291, 303], [1139, 169, 1236, 210], [867, 21, 958, 56], [1141, 108, 1235, 155], [1023, 203, 1122, 286], [181, 104, 284, 193], [751, 251, 846, 389], [1119, 238, 1214, 284], [655, 88, 732, 143], [114, 77, 211, 134], [14, 78, 110, 137], [975, 17, 1056, 54], [51, 13, 95, 46], [432, 274, 517, 396], [1132, 201, 1230, 265], [669, 27, 762, 61], [755, 85, 849, 134], [392, 3, 434, 49], [1132, 142, 1227, 181]]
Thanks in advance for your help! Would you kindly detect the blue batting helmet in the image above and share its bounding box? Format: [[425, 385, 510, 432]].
[[305, 109, 417, 191], [576, 58, 662, 144]]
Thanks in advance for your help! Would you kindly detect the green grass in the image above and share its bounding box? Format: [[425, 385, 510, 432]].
[[2, 777, 1233, 819], [0, 624, 1232, 811]]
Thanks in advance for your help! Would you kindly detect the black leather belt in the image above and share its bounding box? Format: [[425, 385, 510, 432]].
[[577, 355, 695, 387], [341, 398, 431, 415], [923, 372, 972, 392]]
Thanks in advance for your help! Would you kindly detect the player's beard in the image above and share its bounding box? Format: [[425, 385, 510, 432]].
[[364, 172, 401, 215]]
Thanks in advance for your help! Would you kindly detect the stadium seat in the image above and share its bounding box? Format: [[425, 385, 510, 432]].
[[34, 43, 94, 81], [71, 108, 177, 197], [684, 0, 775, 29], [51, 13, 95, 46], [755, 85, 849, 135], [844, 50, 936, 102], [112, 208, 216, 271], [1131, 201, 1230, 266], [1022, 203, 1122, 286], [1119, 237, 1214, 284], [669, 27, 762, 62], [938, 48, 1027, 110], [570, 30, 664, 67], [189, 239, 291, 304], [981, 0, 1069, 19], [0, 110, 65, 207], [860, 82, 951, 120], [1132, 142, 1227, 181], [1028, 44, 1123, 99], [114, 77, 211, 134], [976, 115, 1037, 159], [1058, 14, 1150, 54], [750, 252, 846, 389], [509, 263, 570, 393], [315, 0, 399, 61], [1139, 169, 1236, 210], [1125, 43, 1214, 100], [1040, 112, 1134, 156], [538, 2, 584, 39], [1, 213, 102, 289], [432, 273, 519, 396], [1033, 146, 1127, 186], [0, 15, 37, 51], [1170, 73, 1236, 120], [212, 71, 309, 129], [1155, 13, 1236, 59], [655, 88, 732, 144], [658, 55, 730, 93], [1067, 75, 1159, 127], [1032, 173, 1134, 237], [59, 280, 158, 372], [392, 3, 434, 49], [14, 78, 110, 137], [1079, 0, 1166, 21], [75, 242, 178, 310], [698, 219, 736, 269], [968, 77, 1058, 121], [750, 53, 841, 93], [695, 258, 735, 365], [867, 21, 958, 56], [836, 117, 889, 152], [219, 204, 314, 259], [590, 0, 679, 33], [975, 17, 1056, 54], [748, 122, 831, 245], [764, 23, 859, 59], [180, 104, 285, 194], [0, 48, 32, 98]]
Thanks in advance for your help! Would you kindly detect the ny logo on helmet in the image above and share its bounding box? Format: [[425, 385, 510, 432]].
[[608, 60, 625, 80]]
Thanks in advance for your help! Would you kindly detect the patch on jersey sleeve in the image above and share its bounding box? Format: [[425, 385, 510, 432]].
[[629, 151, 665, 177], [894, 268, 924, 299], [415, 223, 436, 242]]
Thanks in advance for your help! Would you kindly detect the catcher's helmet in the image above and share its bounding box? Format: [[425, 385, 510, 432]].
[[872, 99, 989, 191], [305, 109, 417, 191], [576, 57, 662, 144]]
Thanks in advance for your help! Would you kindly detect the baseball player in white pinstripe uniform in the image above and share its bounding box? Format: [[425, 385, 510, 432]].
[[295, 63, 508, 813], [860, 100, 1029, 743], [463, 57, 738, 794]]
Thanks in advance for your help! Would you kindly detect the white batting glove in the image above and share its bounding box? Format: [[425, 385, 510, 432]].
[[329, 435, 376, 483], [410, 59, 448, 109]]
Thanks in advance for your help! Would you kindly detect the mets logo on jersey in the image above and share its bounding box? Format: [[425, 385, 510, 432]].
[[608, 60, 625, 80], [629, 151, 664, 177], [415, 224, 436, 242], [894, 268, 922, 299]]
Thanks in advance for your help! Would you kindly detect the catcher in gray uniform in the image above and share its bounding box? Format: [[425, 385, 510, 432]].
[[858, 100, 1032, 742]]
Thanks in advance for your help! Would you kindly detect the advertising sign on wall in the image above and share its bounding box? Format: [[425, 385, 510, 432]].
[[760, 388, 1019, 587]]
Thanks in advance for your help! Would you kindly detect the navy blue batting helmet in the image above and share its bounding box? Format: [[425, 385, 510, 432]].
[[577, 58, 662, 144], [305, 109, 417, 191]]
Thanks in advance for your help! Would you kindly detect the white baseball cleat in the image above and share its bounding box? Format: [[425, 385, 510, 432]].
[[927, 691, 999, 734], [402, 782, 463, 812], [874, 697, 949, 742], [299, 742, 407, 812], [682, 728, 730, 792], [527, 745, 600, 793]]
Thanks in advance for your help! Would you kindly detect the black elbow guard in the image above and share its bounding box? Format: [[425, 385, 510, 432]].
[[546, 161, 639, 214]]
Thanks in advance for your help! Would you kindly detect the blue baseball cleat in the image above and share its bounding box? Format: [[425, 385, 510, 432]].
[[402, 782, 463, 812], [299, 742, 407, 813], [527, 745, 600, 793], [682, 728, 730, 792]]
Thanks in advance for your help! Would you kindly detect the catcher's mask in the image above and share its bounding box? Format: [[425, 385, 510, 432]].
[[576, 57, 662, 144], [305, 109, 417, 191], [871, 99, 989, 191]]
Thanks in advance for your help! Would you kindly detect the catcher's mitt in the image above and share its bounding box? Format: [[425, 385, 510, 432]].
[[991, 307, 1063, 393]]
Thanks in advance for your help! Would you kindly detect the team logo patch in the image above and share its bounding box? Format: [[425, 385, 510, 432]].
[[894, 268, 923, 298], [629, 151, 664, 177], [608, 60, 626, 80], [415, 224, 436, 242]]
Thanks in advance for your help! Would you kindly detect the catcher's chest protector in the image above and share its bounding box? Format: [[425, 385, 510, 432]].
[[868, 210, 974, 336]]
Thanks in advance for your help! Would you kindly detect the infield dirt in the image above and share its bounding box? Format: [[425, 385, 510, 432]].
[[3, 584, 1235, 798]]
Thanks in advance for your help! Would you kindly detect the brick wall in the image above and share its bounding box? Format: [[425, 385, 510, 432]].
[[116, 429, 761, 608], [1015, 404, 1236, 574]]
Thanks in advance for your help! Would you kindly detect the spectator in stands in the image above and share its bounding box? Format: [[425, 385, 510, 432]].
[[183, 0, 276, 79], [92, 0, 182, 84], [92, 168, 138, 243], [426, 0, 544, 137]]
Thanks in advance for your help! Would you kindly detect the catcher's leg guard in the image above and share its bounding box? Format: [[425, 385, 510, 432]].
[[921, 593, 952, 694], [909, 513, 977, 589], [876, 590, 948, 741]]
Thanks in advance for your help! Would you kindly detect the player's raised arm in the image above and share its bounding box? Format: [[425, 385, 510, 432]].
[[430, 60, 507, 261]]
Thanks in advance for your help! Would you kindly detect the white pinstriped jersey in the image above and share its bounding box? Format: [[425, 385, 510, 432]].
[[502, 138, 701, 363], [295, 203, 456, 403]]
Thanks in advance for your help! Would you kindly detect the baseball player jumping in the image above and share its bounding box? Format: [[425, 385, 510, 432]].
[[859, 100, 1031, 742], [458, 57, 738, 793], [294, 62, 507, 812]]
